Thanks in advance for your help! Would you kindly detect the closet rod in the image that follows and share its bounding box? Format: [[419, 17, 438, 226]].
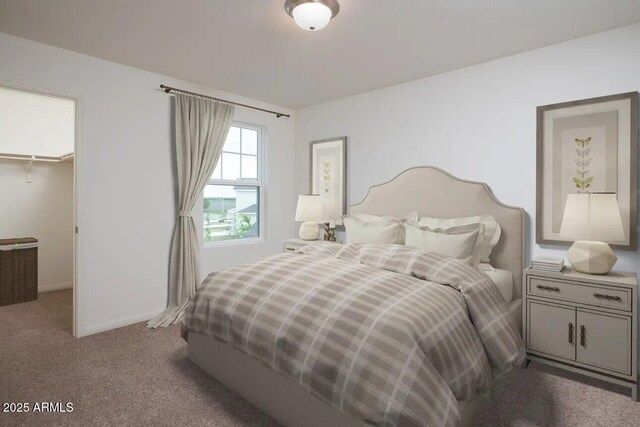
[[0, 152, 74, 163], [160, 84, 291, 118]]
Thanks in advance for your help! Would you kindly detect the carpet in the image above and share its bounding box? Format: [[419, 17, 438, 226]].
[[1, 290, 638, 426]]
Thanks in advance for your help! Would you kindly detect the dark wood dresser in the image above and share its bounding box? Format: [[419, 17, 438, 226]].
[[0, 237, 38, 306]]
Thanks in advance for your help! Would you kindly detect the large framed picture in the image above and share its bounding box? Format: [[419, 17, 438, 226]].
[[536, 92, 638, 250], [310, 137, 347, 222]]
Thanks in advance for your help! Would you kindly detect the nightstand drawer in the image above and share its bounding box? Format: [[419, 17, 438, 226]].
[[527, 277, 631, 311], [282, 243, 303, 253]]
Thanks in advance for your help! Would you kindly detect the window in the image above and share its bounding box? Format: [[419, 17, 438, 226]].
[[204, 123, 262, 243]]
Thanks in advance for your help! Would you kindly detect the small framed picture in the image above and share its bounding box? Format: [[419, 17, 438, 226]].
[[536, 92, 638, 249], [309, 137, 347, 222]]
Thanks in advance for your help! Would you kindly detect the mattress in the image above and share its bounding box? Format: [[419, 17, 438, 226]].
[[483, 268, 514, 304]]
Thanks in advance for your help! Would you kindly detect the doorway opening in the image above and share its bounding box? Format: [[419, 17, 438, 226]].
[[0, 84, 79, 336]]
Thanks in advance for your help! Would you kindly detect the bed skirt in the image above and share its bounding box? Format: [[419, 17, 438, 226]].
[[188, 332, 479, 427]]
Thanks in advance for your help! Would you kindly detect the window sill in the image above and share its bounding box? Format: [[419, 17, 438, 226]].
[[203, 237, 263, 249]]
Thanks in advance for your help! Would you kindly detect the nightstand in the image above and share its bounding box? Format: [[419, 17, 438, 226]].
[[282, 238, 341, 253], [523, 268, 638, 400], [282, 238, 315, 253]]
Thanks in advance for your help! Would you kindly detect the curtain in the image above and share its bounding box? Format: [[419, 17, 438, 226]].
[[147, 94, 235, 328]]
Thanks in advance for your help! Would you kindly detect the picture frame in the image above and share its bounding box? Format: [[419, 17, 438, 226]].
[[309, 137, 347, 222], [536, 92, 638, 250]]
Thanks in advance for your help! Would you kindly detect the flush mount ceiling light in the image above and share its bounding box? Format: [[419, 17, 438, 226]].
[[285, 0, 340, 32]]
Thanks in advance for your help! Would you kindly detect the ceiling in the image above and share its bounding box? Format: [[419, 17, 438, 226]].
[[1, 0, 639, 109]]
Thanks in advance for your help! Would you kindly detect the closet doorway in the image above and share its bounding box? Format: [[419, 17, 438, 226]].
[[0, 84, 80, 337]]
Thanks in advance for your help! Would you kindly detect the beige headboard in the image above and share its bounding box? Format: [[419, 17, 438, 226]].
[[349, 166, 525, 299]]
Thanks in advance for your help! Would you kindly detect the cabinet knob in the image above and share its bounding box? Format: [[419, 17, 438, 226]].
[[580, 325, 586, 346]]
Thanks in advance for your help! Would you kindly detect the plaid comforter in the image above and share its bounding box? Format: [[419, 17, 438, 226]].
[[183, 243, 525, 426]]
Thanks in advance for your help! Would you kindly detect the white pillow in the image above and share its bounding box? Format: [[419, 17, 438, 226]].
[[343, 217, 403, 244], [477, 263, 495, 272], [417, 215, 500, 263], [348, 211, 418, 223], [342, 212, 417, 244], [404, 222, 484, 266]]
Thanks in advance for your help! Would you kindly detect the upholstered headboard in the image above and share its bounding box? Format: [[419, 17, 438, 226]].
[[349, 166, 525, 299]]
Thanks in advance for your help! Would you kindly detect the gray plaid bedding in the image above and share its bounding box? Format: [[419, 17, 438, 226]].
[[183, 243, 525, 426]]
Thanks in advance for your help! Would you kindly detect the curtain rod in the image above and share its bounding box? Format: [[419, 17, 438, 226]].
[[160, 84, 290, 118]]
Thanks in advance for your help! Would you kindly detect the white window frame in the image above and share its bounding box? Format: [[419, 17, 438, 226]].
[[203, 121, 265, 247]]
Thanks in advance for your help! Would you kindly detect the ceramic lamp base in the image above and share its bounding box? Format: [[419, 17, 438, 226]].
[[567, 240, 617, 275], [299, 222, 320, 240]]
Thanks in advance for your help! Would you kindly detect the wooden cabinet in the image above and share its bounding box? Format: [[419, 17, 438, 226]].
[[523, 268, 637, 400]]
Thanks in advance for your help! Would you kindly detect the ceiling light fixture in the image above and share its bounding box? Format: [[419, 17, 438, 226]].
[[284, 0, 340, 32]]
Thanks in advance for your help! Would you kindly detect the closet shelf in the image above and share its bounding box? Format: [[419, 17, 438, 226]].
[[0, 152, 74, 163]]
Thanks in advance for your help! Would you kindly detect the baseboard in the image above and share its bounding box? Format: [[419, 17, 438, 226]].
[[78, 309, 164, 337], [38, 282, 73, 293]]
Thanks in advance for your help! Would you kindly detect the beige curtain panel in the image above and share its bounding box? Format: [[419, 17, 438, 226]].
[[148, 94, 235, 328]]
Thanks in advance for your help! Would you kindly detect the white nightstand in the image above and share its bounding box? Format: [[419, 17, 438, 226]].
[[282, 238, 341, 253], [282, 238, 316, 253], [523, 268, 638, 400]]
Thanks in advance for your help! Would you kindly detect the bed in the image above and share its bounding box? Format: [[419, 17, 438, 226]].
[[185, 166, 525, 426]]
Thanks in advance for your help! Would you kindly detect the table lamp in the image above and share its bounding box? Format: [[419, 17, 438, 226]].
[[559, 192, 625, 275], [295, 194, 324, 240]]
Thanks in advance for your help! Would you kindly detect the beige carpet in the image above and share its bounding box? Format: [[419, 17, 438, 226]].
[[1, 290, 638, 426]]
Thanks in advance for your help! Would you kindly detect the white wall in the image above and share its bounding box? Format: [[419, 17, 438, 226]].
[[0, 161, 73, 290], [294, 23, 640, 274], [0, 32, 296, 336]]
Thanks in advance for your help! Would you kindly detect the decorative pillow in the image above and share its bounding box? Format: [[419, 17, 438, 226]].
[[342, 212, 416, 244], [343, 216, 404, 244], [403, 222, 484, 266], [347, 211, 418, 223], [417, 215, 500, 263]]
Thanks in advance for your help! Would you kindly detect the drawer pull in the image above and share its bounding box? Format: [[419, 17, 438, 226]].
[[285, 247, 296, 252], [580, 325, 586, 346], [536, 284, 561, 292], [593, 293, 622, 301], [568, 323, 573, 344]]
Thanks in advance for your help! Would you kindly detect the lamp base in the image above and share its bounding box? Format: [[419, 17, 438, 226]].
[[567, 240, 617, 275], [299, 222, 320, 241], [323, 223, 336, 242]]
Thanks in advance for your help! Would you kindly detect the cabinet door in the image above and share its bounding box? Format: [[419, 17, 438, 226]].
[[527, 300, 576, 361], [576, 309, 632, 375]]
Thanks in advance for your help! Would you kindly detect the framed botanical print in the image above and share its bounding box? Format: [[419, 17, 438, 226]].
[[536, 92, 638, 250], [309, 137, 347, 222]]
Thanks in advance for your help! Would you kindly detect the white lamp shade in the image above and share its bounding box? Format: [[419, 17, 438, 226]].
[[295, 195, 324, 222], [559, 193, 625, 242], [292, 2, 332, 31]]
